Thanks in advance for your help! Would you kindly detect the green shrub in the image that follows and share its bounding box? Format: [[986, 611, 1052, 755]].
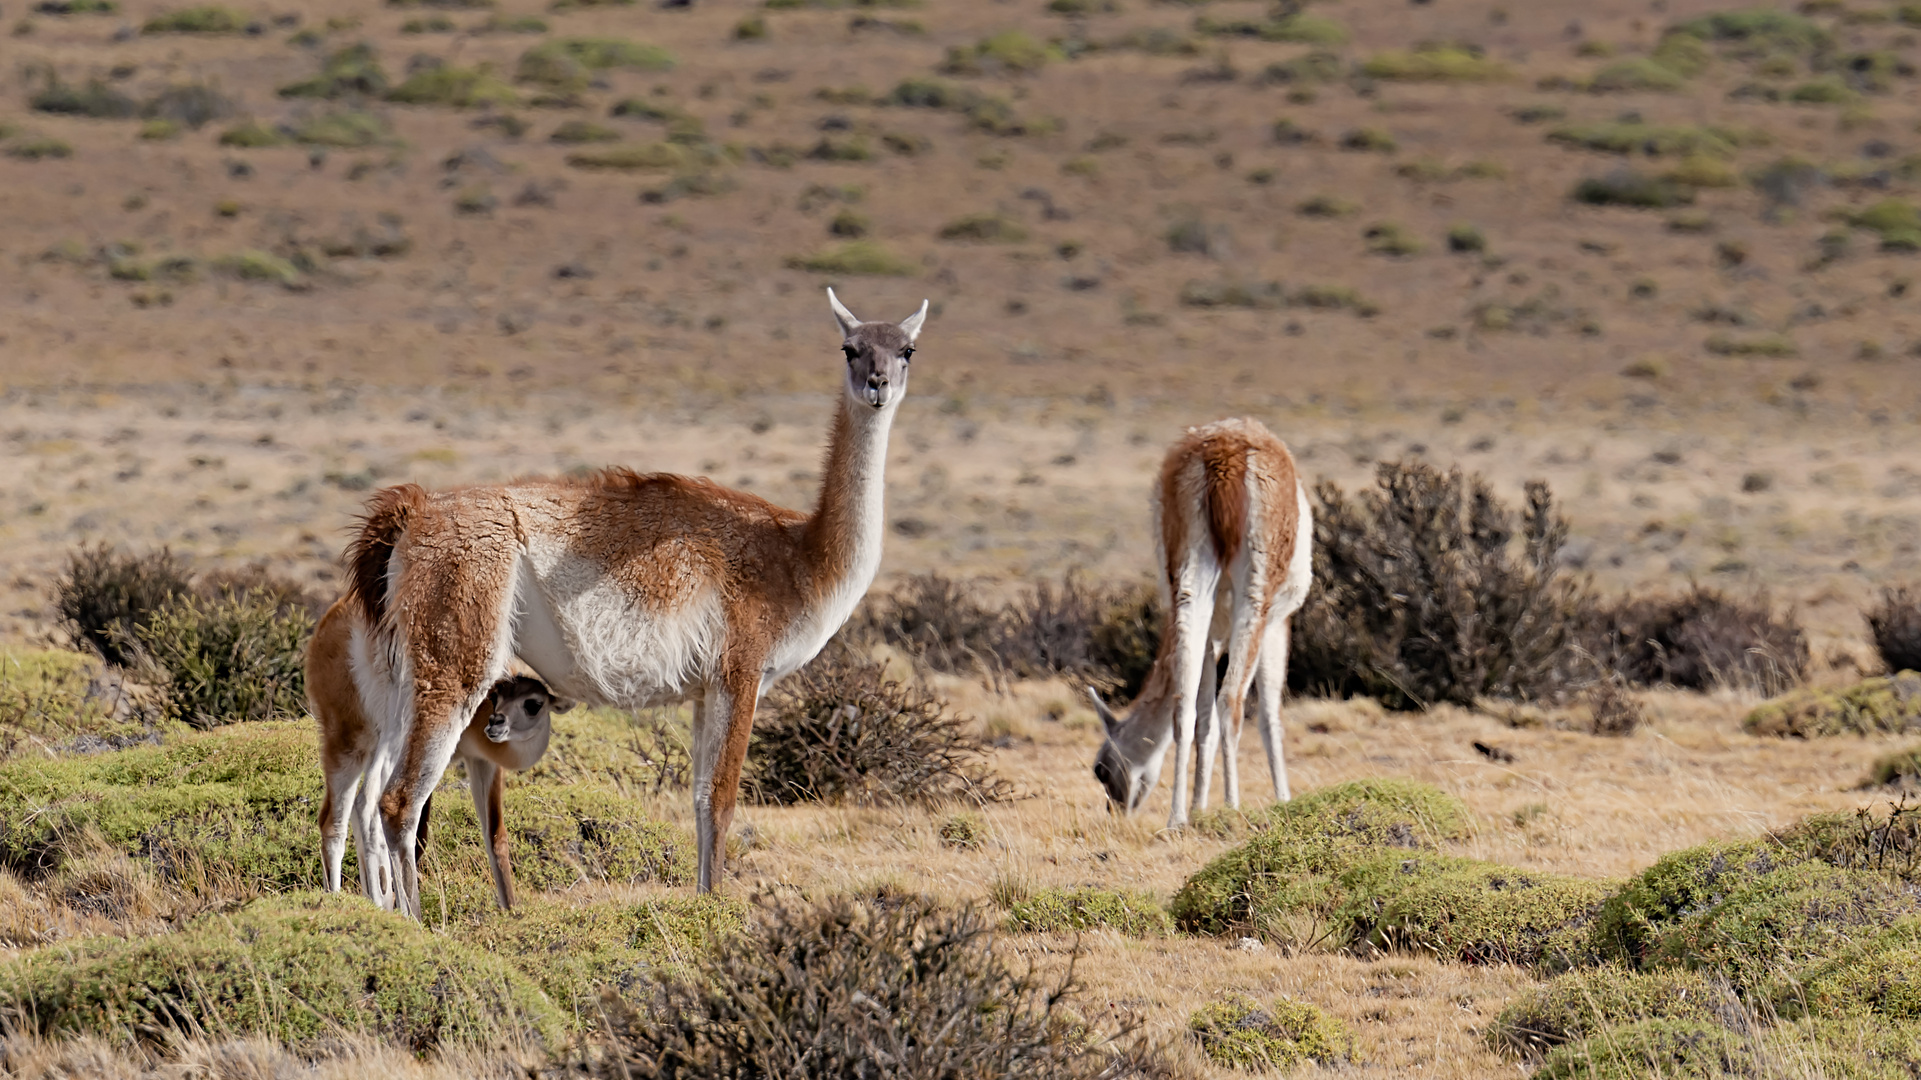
[[1363, 221, 1422, 256], [1339, 126, 1396, 153], [0, 649, 149, 761], [1573, 169, 1693, 208], [1782, 916, 1921, 1021], [142, 82, 236, 129], [938, 812, 988, 849], [549, 118, 619, 143], [400, 14, 455, 31], [939, 29, 1057, 76], [1746, 674, 1921, 737], [1843, 199, 1921, 250], [51, 544, 195, 666], [385, 64, 518, 107], [565, 141, 694, 170], [1197, 12, 1347, 45], [130, 590, 311, 728], [1533, 1018, 1752, 1080], [1789, 76, 1857, 103], [212, 249, 302, 288], [1179, 279, 1283, 309], [938, 212, 1026, 242], [278, 42, 389, 98], [1705, 333, 1798, 358], [1669, 9, 1831, 56], [784, 240, 916, 275], [515, 37, 673, 90], [7, 135, 73, 160], [1169, 779, 1470, 939], [455, 892, 740, 1009], [0, 892, 567, 1050], [290, 109, 389, 147], [1188, 994, 1354, 1070], [30, 78, 136, 118], [1447, 223, 1486, 253], [583, 894, 1161, 1077], [142, 4, 244, 32], [139, 118, 181, 139], [33, 0, 118, 11], [1548, 121, 1745, 158], [476, 13, 546, 31], [1366, 861, 1612, 968], [1591, 836, 1798, 967], [1653, 860, 1918, 994], [1002, 888, 1172, 937], [1488, 966, 1731, 1058], [1361, 44, 1510, 82], [218, 119, 287, 147], [808, 135, 873, 162], [1665, 153, 1739, 188], [1588, 57, 1688, 92]]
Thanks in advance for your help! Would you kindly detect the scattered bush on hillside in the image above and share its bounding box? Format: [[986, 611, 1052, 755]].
[[1287, 461, 1590, 710], [747, 647, 1009, 807], [142, 4, 245, 33], [1865, 745, 1921, 789], [142, 82, 236, 128], [1573, 169, 1695, 208], [29, 77, 136, 118], [51, 544, 195, 666], [783, 240, 917, 276], [1588, 587, 1807, 696], [575, 894, 1172, 1079], [1532, 1019, 1753, 1080], [278, 42, 390, 98], [1361, 43, 1511, 82], [1869, 585, 1921, 674]]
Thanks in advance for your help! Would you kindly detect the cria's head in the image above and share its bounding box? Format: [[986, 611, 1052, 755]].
[[827, 287, 927, 412], [484, 675, 572, 744]]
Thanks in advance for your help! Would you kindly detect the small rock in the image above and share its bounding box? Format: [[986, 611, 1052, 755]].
[[1235, 936, 1265, 952]]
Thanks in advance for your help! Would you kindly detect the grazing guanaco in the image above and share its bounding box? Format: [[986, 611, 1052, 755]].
[[1089, 418, 1312, 829], [309, 597, 570, 909], [342, 289, 927, 914]]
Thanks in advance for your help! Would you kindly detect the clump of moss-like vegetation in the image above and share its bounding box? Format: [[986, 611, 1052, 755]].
[[290, 109, 390, 148], [1841, 199, 1921, 250], [0, 649, 151, 762], [564, 141, 696, 170], [1865, 745, 1921, 789], [1196, 11, 1347, 45], [938, 213, 1027, 243], [1364, 859, 1611, 968], [550, 118, 619, 143], [1001, 887, 1172, 937], [218, 119, 288, 147], [1487, 966, 1732, 1058], [30, 77, 137, 118], [1745, 673, 1921, 737], [0, 892, 567, 1051], [1780, 916, 1921, 1021], [1188, 994, 1355, 1070], [784, 240, 917, 276], [1532, 1018, 1753, 1080], [1169, 778, 1470, 942], [455, 892, 741, 1010], [1548, 120, 1753, 158], [515, 37, 673, 91]]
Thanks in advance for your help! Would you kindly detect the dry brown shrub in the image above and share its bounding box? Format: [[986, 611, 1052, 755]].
[[747, 647, 1009, 807], [1867, 585, 1921, 674], [1583, 586, 1807, 695]]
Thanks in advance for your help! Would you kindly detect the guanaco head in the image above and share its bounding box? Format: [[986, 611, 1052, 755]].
[[483, 676, 574, 744], [1088, 686, 1169, 816], [827, 287, 926, 412]]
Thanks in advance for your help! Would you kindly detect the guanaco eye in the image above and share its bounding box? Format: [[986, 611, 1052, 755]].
[[901, 346, 915, 361], [842, 345, 858, 362], [523, 698, 541, 716]]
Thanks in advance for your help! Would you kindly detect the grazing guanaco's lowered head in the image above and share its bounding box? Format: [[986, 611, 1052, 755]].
[[1087, 686, 1170, 816], [827, 287, 926, 412], [483, 676, 573, 744]]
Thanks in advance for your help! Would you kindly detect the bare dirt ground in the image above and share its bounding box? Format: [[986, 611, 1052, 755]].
[[5, 0, 1921, 1072]]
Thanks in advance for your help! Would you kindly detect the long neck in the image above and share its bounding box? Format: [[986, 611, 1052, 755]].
[[802, 395, 893, 597]]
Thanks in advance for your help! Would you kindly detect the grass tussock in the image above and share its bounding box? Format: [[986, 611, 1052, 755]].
[[385, 63, 518, 108], [1487, 965, 1734, 1058], [278, 42, 389, 99], [1361, 43, 1511, 83], [571, 893, 1171, 1078], [747, 648, 1009, 807], [142, 4, 245, 33], [999, 886, 1173, 937], [783, 240, 916, 276]]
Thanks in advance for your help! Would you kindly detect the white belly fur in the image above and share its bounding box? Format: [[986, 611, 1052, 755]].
[[511, 546, 725, 709]]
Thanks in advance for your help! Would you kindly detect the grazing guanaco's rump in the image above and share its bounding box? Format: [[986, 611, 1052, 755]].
[[308, 597, 571, 910], [339, 289, 928, 915], [1089, 418, 1313, 829]]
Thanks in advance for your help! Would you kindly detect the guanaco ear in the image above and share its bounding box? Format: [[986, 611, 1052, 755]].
[[1087, 686, 1120, 736], [898, 299, 929, 343], [550, 697, 575, 714], [827, 287, 861, 338]]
